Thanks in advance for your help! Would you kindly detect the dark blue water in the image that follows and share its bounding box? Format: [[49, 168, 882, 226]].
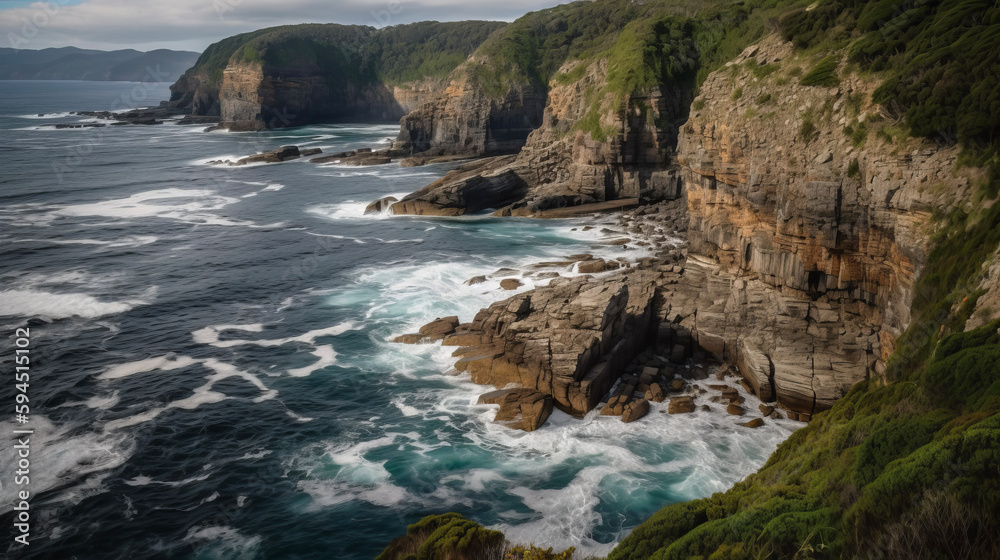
[[0, 81, 797, 559]]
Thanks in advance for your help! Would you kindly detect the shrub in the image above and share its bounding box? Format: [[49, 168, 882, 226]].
[[755, 93, 771, 104], [800, 114, 816, 141], [732, 86, 743, 100], [847, 158, 860, 178], [800, 55, 840, 87]]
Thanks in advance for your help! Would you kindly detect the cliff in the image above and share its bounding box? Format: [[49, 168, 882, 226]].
[[664, 35, 975, 419], [166, 21, 506, 129], [389, 14, 703, 215]]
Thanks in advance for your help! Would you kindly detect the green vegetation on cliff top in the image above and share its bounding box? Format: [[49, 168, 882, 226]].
[[177, 20, 506, 95]]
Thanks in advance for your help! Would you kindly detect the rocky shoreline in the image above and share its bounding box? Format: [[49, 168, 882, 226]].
[[393, 199, 797, 432]]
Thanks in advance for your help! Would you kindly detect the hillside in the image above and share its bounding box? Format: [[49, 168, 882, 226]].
[[166, 21, 506, 128], [0, 47, 199, 82]]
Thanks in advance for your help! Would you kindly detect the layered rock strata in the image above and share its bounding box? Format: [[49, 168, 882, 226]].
[[219, 62, 446, 131], [388, 58, 689, 217], [664, 36, 972, 417], [445, 270, 659, 417], [393, 62, 547, 157]]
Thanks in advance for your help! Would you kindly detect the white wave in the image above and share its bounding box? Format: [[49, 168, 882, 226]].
[[193, 322, 355, 349], [191, 323, 265, 345], [6, 235, 160, 248], [102, 358, 277, 431], [183, 526, 262, 559], [307, 201, 382, 221], [17, 111, 74, 119], [288, 345, 337, 377], [54, 187, 266, 228], [263, 183, 284, 192], [0, 416, 135, 514], [0, 289, 149, 319], [124, 471, 212, 487], [99, 354, 199, 380]]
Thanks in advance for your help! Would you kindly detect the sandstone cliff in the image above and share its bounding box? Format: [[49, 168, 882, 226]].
[[664, 36, 975, 418], [390, 33, 983, 423], [218, 61, 445, 131], [390, 55, 690, 216], [391, 56, 547, 157]]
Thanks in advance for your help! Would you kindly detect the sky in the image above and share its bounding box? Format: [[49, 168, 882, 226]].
[[0, 0, 565, 53]]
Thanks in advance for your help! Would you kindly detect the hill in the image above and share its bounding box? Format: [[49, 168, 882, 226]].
[[0, 47, 199, 82]]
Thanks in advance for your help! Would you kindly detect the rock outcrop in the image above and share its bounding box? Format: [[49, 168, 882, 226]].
[[392, 60, 547, 158], [387, 56, 689, 217], [443, 271, 659, 418]]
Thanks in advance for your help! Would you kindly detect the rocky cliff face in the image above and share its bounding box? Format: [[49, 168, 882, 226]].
[[446, 271, 659, 417], [391, 57, 689, 216], [218, 62, 444, 130], [664, 36, 973, 418], [390, 34, 980, 422], [392, 57, 547, 158], [166, 71, 220, 116]]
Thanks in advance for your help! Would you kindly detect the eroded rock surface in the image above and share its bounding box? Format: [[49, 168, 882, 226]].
[[663, 36, 974, 417], [446, 271, 658, 418]]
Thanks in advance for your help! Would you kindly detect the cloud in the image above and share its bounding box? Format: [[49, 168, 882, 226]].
[[1, 0, 562, 52]]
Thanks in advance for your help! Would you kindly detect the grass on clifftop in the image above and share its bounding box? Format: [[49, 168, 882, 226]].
[[176, 21, 505, 96]]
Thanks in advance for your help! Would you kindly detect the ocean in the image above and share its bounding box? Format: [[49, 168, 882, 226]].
[[0, 80, 798, 559]]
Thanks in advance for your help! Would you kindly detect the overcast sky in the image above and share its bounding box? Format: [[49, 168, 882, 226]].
[[1, 0, 565, 52]]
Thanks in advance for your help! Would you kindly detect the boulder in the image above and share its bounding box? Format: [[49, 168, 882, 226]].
[[465, 275, 488, 286], [639, 367, 658, 385], [727, 403, 745, 415], [668, 396, 696, 414], [499, 279, 523, 290], [429, 271, 659, 417], [644, 382, 666, 403], [365, 196, 398, 215], [577, 259, 608, 274], [759, 404, 775, 416], [670, 379, 686, 391], [670, 344, 687, 364], [491, 389, 553, 432], [392, 333, 425, 344], [622, 399, 650, 423], [418, 316, 460, 341], [740, 418, 766, 428], [601, 394, 629, 416]]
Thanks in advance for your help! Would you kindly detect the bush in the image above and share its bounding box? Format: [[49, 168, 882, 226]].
[[755, 92, 771, 105], [847, 158, 860, 178], [800, 55, 840, 87], [732, 86, 743, 100], [800, 114, 816, 141], [377, 514, 507, 560]]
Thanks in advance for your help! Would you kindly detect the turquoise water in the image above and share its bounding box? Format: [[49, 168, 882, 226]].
[[0, 81, 798, 559]]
